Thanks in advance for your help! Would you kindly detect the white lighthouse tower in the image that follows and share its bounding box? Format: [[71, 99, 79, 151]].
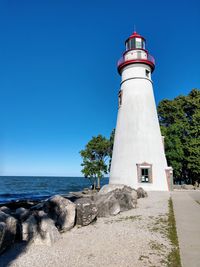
[[110, 31, 172, 191]]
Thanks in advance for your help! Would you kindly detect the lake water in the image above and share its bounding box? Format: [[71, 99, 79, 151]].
[[0, 176, 109, 204]]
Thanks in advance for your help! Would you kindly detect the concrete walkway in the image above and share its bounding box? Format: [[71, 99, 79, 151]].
[[171, 191, 200, 267]]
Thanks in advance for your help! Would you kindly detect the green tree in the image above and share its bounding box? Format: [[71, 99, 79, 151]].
[[108, 128, 115, 172], [158, 89, 200, 184], [80, 135, 110, 189]]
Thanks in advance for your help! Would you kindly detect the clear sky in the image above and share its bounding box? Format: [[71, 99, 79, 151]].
[[0, 0, 199, 176]]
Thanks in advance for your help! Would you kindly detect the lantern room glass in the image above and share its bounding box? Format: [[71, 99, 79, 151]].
[[126, 37, 145, 50]]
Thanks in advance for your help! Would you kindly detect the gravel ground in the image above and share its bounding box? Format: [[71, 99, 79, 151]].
[[1, 191, 172, 267]]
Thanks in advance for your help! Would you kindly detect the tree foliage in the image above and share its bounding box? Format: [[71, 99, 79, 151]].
[[108, 128, 115, 172], [80, 89, 200, 186], [80, 134, 111, 189], [158, 89, 200, 184]]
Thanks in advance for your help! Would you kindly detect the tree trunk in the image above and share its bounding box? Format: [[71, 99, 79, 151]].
[[96, 177, 101, 191], [93, 180, 96, 190]]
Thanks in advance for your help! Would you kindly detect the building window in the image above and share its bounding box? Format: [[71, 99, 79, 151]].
[[146, 69, 150, 78], [137, 162, 153, 183], [141, 168, 149, 182], [118, 90, 123, 108], [135, 38, 142, 48]]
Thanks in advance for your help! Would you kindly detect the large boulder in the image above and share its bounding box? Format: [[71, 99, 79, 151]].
[[95, 185, 137, 217], [113, 187, 137, 211], [22, 211, 61, 246], [34, 211, 60, 246], [75, 198, 98, 226], [136, 187, 148, 198], [0, 206, 11, 215], [99, 184, 128, 195], [30, 201, 45, 211], [0, 222, 7, 254], [0, 211, 17, 254], [95, 192, 121, 217], [15, 207, 30, 222], [182, 184, 194, 190], [43, 195, 76, 232], [22, 214, 38, 242]]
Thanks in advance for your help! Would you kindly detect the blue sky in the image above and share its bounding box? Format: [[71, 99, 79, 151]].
[[0, 0, 199, 176]]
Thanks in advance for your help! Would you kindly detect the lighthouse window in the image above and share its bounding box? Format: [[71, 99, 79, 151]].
[[141, 168, 149, 182], [130, 38, 135, 49], [118, 90, 123, 107], [146, 69, 150, 78], [135, 38, 142, 49], [137, 163, 153, 183], [142, 40, 145, 49]]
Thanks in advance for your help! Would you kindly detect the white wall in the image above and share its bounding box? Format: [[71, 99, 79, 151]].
[[110, 63, 168, 191]]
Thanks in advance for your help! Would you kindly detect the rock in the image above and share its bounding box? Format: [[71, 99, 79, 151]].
[[75, 198, 98, 226], [22, 211, 61, 246], [173, 184, 182, 190], [99, 184, 128, 195], [95, 192, 121, 217], [0, 206, 11, 215], [22, 214, 38, 242], [30, 201, 45, 211], [182, 184, 195, 190], [43, 195, 76, 232], [4, 200, 40, 211], [137, 187, 148, 198], [0, 211, 17, 254], [95, 185, 137, 217], [113, 187, 137, 211], [15, 207, 30, 222], [0, 222, 7, 254], [33, 211, 60, 246]]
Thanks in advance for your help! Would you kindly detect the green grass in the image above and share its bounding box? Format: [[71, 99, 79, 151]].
[[167, 198, 182, 267], [118, 215, 142, 221], [149, 240, 165, 251], [104, 215, 141, 224], [148, 215, 168, 235], [147, 200, 182, 266], [113, 215, 142, 222]]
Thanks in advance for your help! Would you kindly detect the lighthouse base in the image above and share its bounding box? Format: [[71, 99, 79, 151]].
[[109, 162, 172, 191], [109, 179, 169, 191]]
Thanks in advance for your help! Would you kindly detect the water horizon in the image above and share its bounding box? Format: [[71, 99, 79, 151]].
[[0, 176, 109, 204]]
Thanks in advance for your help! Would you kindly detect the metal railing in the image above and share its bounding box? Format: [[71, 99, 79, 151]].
[[117, 53, 155, 67]]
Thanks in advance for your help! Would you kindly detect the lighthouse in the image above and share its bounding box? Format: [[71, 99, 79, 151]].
[[109, 31, 172, 191]]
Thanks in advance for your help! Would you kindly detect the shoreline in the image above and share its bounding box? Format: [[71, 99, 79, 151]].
[[1, 186, 200, 208], [4, 189, 200, 265], [0, 192, 86, 210], [1, 191, 173, 267]]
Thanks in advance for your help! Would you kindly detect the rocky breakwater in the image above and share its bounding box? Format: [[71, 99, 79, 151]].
[[0, 185, 147, 254]]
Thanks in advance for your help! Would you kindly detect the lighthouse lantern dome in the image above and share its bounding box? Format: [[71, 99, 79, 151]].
[[125, 32, 146, 50], [118, 31, 155, 74]]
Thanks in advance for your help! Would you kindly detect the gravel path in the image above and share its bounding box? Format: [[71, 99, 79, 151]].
[[1, 191, 171, 267]]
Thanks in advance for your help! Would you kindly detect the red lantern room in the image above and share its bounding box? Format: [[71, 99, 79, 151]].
[[117, 32, 155, 74]]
